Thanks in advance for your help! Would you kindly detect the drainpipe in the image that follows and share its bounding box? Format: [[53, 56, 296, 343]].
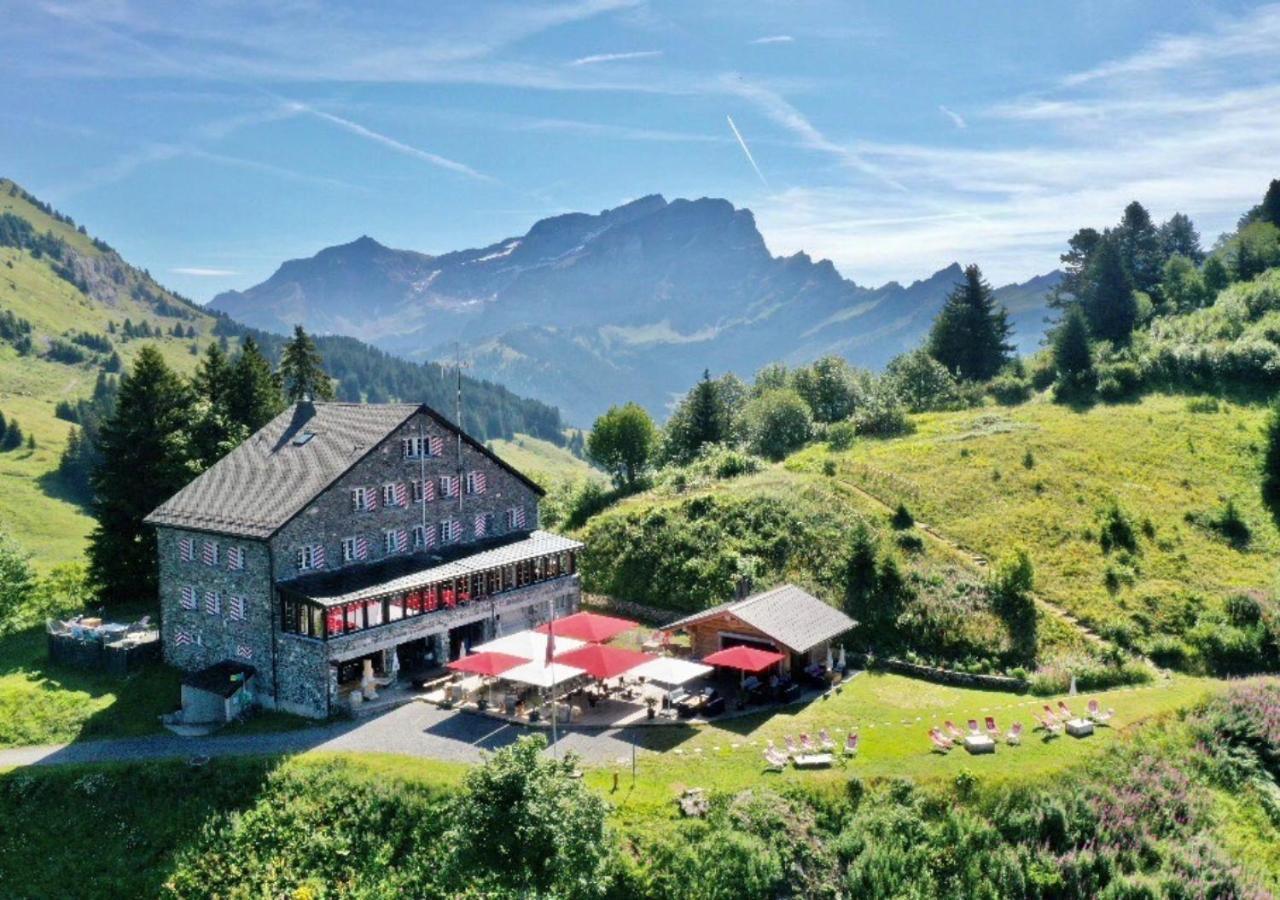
[[267, 541, 281, 713]]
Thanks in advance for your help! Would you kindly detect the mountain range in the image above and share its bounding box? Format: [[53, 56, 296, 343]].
[[211, 195, 1061, 424]]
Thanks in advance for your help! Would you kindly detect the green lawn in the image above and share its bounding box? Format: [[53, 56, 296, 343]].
[[587, 670, 1219, 821], [490, 433, 604, 485], [790, 394, 1279, 642]]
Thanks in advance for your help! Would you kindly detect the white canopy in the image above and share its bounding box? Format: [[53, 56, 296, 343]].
[[500, 660, 586, 688], [473, 629, 585, 659], [629, 656, 713, 686]]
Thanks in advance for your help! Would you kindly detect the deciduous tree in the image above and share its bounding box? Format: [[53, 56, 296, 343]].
[[587, 402, 657, 489]]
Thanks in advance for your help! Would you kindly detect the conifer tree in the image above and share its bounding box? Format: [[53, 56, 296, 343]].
[[926, 264, 1013, 381], [278, 325, 335, 402], [226, 337, 284, 432], [2, 418, 22, 451], [1048, 227, 1101, 309], [1260, 178, 1280, 229], [88, 346, 195, 604], [191, 342, 244, 469], [663, 370, 729, 463], [1157, 212, 1205, 265], [1115, 201, 1162, 293], [1082, 232, 1138, 343], [1052, 306, 1094, 398]]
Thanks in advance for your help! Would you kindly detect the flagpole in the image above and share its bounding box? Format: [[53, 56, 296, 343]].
[[548, 598, 558, 761]]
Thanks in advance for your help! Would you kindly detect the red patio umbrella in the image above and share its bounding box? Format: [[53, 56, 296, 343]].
[[553, 644, 653, 680], [446, 651, 528, 677], [534, 611, 638, 643], [702, 645, 785, 673]]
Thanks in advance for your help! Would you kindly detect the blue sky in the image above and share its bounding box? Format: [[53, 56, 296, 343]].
[[4, 1, 1279, 300]]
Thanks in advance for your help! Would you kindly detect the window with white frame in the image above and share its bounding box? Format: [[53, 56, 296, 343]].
[[298, 544, 325, 570], [413, 523, 435, 549], [465, 470, 487, 495], [439, 474, 460, 499], [352, 486, 375, 511], [412, 479, 435, 503], [383, 528, 408, 554], [401, 436, 425, 458]]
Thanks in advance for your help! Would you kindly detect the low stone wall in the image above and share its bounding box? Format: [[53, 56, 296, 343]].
[[847, 652, 1028, 693]]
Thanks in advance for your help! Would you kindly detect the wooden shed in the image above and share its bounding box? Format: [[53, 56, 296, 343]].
[[666, 584, 856, 674]]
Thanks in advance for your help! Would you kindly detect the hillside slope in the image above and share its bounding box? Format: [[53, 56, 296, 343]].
[[0, 179, 574, 568], [211, 196, 1060, 423]]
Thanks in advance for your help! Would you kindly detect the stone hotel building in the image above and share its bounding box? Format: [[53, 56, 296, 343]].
[[145, 401, 582, 718]]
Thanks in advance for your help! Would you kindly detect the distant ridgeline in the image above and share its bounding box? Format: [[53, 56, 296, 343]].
[[208, 315, 566, 445]]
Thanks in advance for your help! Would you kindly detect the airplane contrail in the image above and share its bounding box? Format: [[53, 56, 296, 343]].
[[725, 114, 768, 187]]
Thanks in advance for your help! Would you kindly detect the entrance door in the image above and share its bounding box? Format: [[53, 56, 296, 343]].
[[448, 620, 488, 660]]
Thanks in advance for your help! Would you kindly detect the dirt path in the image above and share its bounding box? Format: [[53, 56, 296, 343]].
[[835, 476, 1114, 651]]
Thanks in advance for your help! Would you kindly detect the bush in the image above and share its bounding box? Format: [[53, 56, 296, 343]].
[[852, 386, 912, 438], [1096, 361, 1143, 402], [743, 388, 813, 460], [1098, 502, 1138, 554], [890, 502, 914, 529], [825, 420, 857, 451], [988, 374, 1033, 405], [895, 532, 924, 554]]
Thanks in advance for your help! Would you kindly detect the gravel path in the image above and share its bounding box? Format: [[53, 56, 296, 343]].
[[0, 703, 657, 770]]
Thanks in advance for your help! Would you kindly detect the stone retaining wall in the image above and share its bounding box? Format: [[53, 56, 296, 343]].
[[847, 652, 1028, 692]]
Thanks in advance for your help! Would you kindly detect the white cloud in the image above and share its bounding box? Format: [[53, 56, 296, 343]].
[[1063, 3, 1280, 86], [568, 49, 663, 66], [938, 105, 966, 129], [171, 266, 238, 277], [725, 114, 767, 186], [749, 34, 793, 45]]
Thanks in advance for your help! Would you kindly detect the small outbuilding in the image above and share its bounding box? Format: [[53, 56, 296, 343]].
[[179, 661, 257, 725], [666, 584, 856, 674]]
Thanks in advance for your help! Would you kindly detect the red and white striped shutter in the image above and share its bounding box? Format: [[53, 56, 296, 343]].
[[473, 513, 487, 537], [395, 482, 407, 506], [475, 471, 486, 494], [396, 529, 408, 552], [313, 544, 326, 569], [429, 435, 444, 457], [236, 644, 253, 660], [202, 540, 218, 566], [513, 506, 526, 528], [204, 591, 220, 615], [175, 630, 192, 646], [179, 537, 194, 562], [229, 596, 246, 621], [180, 585, 197, 610], [356, 534, 368, 559]]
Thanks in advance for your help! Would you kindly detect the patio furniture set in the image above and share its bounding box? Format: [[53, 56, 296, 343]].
[[762, 728, 859, 771]]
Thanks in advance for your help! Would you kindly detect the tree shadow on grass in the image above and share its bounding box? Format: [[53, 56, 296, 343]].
[[35, 467, 90, 511]]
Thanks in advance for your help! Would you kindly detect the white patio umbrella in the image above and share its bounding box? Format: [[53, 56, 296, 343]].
[[837, 645, 847, 671], [473, 629, 586, 659], [629, 656, 713, 686], [501, 659, 586, 688], [824, 646, 834, 670]]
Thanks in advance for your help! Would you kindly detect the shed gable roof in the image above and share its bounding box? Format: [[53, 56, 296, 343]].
[[144, 401, 543, 540], [666, 584, 856, 653]]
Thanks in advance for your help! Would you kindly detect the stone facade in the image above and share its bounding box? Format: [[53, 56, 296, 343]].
[[155, 404, 575, 719], [269, 410, 539, 585]]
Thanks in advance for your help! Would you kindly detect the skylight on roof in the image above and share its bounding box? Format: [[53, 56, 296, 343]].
[[292, 431, 316, 446]]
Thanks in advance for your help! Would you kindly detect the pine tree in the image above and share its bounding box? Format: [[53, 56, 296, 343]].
[[191, 342, 244, 469], [926, 264, 1013, 381], [1260, 178, 1280, 229], [1263, 398, 1280, 525], [1115, 201, 1162, 294], [662, 370, 729, 463], [226, 337, 284, 432], [88, 346, 195, 604], [1157, 212, 1204, 265], [1048, 227, 1101, 309], [2, 419, 22, 451], [1052, 305, 1094, 393], [278, 325, 335, 402], [1082, 232, 1138, 343]]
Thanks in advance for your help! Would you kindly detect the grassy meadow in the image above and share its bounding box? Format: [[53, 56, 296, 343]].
[[790, 393, 1278, 646], [489, 433, 603, 486]]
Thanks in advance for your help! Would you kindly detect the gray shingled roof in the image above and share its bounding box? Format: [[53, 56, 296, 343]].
[[666, 584, 856, 653], [147, 399, 550, 540], [279, 530, 583, 606]]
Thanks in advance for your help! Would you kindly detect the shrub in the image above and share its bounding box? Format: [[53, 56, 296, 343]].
[[1096, 361, 1143, 402], [852, 386, 913, 438], [894, 532, 924, 554], [988, 374, 1033, 405], [742, 388, 813, 460], [825, 419, 857, 451], [1098, 502, 1138, 554], [1185, 396, 1221, 414], [890, 502, 914, 529]]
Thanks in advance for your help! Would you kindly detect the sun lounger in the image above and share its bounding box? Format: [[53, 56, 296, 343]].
[[799, 733, 818, 752], [763, 748, 788, 771], [929, 730, 953, 753], [1087, 699, 1114, 724], [1042, 705, 1061, 724], [1057, 701, 1073, 718], [1034, 713, 1063, 735], [1006, 722, 1023, 745], [967, 718, 981, 736], [819, 728, 836, 752], [945, 720, 965, 741], [985, 716, 999, 739], [844, 733, 859, 756], [783, 735, 799, 755]]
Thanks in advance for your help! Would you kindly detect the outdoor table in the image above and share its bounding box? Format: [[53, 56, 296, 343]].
[[792, 753, 834, 768], [1065, 718, 1095, 738], [963, 734, 996, 754]]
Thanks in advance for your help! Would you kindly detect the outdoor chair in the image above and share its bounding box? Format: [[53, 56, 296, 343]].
[[945, 720, 965, 741], [844, 733, 859, 757], [967, 718, 981, 736], [783, 735, 800, 755], [1034, 713, 1063, 736], [985, 716, 999, 739], [799, 733, 817, 752], [763, 748, 788, 772], [1006, 722, 1023, 745], [1087, 700, 1114, 724], [1042, 705, 1060, 724], [929, 729, 953, 753], [1058, 701, 1073, 718], [818, 728, 836, 752]]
